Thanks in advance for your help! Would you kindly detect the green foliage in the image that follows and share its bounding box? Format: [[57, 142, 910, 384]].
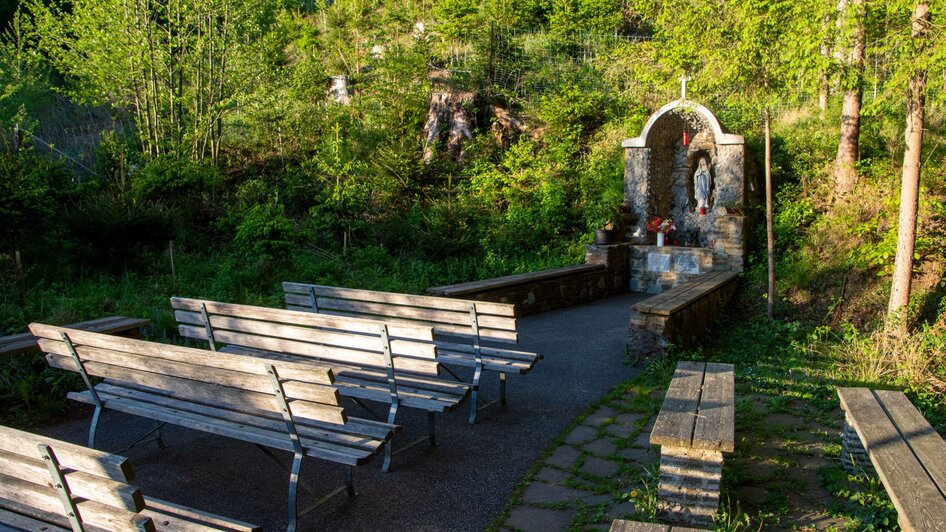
[[0, 149, 74, 251], [234, 199, 302, 260]]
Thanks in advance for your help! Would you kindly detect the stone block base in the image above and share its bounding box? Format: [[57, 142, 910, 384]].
[[840, 418, 875, 474], [657, 447, 723, 527]]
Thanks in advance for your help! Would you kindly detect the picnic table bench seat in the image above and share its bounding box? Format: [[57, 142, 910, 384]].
[[282, 282, 541, 423], [0, 316, 149, 357], [650, 361, 734, 526], [170, 297, 469, 471], [838, 387, 946, 531], [0, 424, 260, 532], [29, 323, 395, 532]]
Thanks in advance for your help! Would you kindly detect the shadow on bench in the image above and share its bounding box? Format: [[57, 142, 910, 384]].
[[0, 424, 260, 531]]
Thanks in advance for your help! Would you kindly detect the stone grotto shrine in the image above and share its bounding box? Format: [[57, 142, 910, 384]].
[[621, 98, 757, 294]]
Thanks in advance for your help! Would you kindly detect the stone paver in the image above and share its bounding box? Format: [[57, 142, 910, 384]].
[[618, 446, 658, 463], [522, 482, 588, 504], [584, 406, 619, 426], [547, 445, 581, 469], [565, 424, 599, 445], [615, 412, 644, 425], [505, 506, 575, 531], [604, 422, 638, 438], [606, 500, 637, 518], [584, 438, 618, 457], [633, 421, 655, 447], [582, 456, 620, 478], [535, 467, 570, 484]]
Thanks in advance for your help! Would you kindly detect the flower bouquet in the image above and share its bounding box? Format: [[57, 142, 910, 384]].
[[646, 216, 675, 246]]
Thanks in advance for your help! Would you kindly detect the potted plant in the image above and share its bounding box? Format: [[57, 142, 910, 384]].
[[588, 203, 623, 245], [646, 216, 676, 247], [595, 221, 619, 245]]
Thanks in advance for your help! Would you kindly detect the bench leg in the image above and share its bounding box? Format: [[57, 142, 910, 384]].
[[657, 447, 723, 527], [287, 451, 304, 532], [499, 372, 507, 407], [428, 411, 437, 447], [841, 417, 875, 474], [468, 386, 480, 425], [87, 405, 103, 449]]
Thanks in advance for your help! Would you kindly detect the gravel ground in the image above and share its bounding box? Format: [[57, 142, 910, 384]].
[[35, 292, 647, 531]]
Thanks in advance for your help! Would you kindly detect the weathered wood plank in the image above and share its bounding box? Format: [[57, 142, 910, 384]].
[[283, 295, 517, 331], [651, 273, 738, 316], [178, 325, 438, 376], [874, 390, 946, 502], [0, 425, 134, 483], [174, 310, 438, 361], [632, 272, 732, 314], [839, 387, 946, 531], [692, 363, 735, 452], [651, 361, 706, 448], [30, 325, 336, 386], [0, 450, 145, 512], [0, 473, 152, 532], [0, 506, 71, 531], [283, 282, 517, 316], [427, 264, 604, 296], [285, 311, 519, 344], [171, 298, 434, 342], [40, 341, 340, 405], [142, 497, 261, 532], [92, 383, 387, 449], [609, 519, 670, 531], [67, 391, 376, 466], [47, 354, 346, 426], [1, 316, 150, 357]]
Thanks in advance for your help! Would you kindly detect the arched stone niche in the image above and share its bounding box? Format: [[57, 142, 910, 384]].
[[622, 100, 749, 281]]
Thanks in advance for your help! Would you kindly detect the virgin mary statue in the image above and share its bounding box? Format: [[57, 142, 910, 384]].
[[694, 157, 711, 215]]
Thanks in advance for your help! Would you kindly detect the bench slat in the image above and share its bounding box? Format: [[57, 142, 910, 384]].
[[691, 363, 735, 452], [46, 353, 346, 426], [0, 425, 134, 483], [30, 325, 336, 386], [874, 390, 946, 500], [436, 351, 535, 374], [0, 506, 71, 531], [174, 310, 438, 360], [284, 295, 517, 332], [283, 282, 516, 317], [141, 497, 260, 532], [839, 388, 946, 531], [650, 361, 706, 449], [91, 383, 388, 450], [68, 391, 377, 466], [284, 308, 519, 343], [40, 341, 341, 405], [0, 473, 151, 532], [172, 298, 433, 342], [178, 325, 438, 376], [635, 272, 737, 316], [0, 451, 145, 513]]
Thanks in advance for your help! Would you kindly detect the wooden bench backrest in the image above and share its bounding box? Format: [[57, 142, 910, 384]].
[[29, 323, 346, 426], [171, 297, 439, 376], [282, 282, 518, 344], [0, 424, 154, 532]]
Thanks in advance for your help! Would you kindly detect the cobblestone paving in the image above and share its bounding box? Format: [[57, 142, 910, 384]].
[[499, 389, 659, 531]]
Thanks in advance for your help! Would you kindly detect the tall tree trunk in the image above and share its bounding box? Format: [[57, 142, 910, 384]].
[[765, 106, 775, 318], [886, 2, 930, 336], [817, 3, 837, 116], [832, 0, 865, 197]]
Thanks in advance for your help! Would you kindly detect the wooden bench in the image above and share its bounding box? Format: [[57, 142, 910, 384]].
[[610, 520, 706, 531], [838, 387, 946, 531], [650, 361, 734, 526], [282, 283, 540, 424], [630, 271, 739, 350], [1, 316, 150, 357], [425, 264, 605, 298], [171, 297, 469, 471], [0, 424, 260, 531], [29, 323, 395, 532]]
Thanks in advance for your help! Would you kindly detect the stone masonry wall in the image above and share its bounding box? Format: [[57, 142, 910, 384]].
[[629, 246, 715, 294], [440, 244, 629, 316]]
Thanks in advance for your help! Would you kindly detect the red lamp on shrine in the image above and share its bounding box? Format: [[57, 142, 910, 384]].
[[682, 129, 689, 146]]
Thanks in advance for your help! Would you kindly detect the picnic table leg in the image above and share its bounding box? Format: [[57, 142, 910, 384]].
[[657, 447, 723, 527], [840, 415, 874, 474]]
